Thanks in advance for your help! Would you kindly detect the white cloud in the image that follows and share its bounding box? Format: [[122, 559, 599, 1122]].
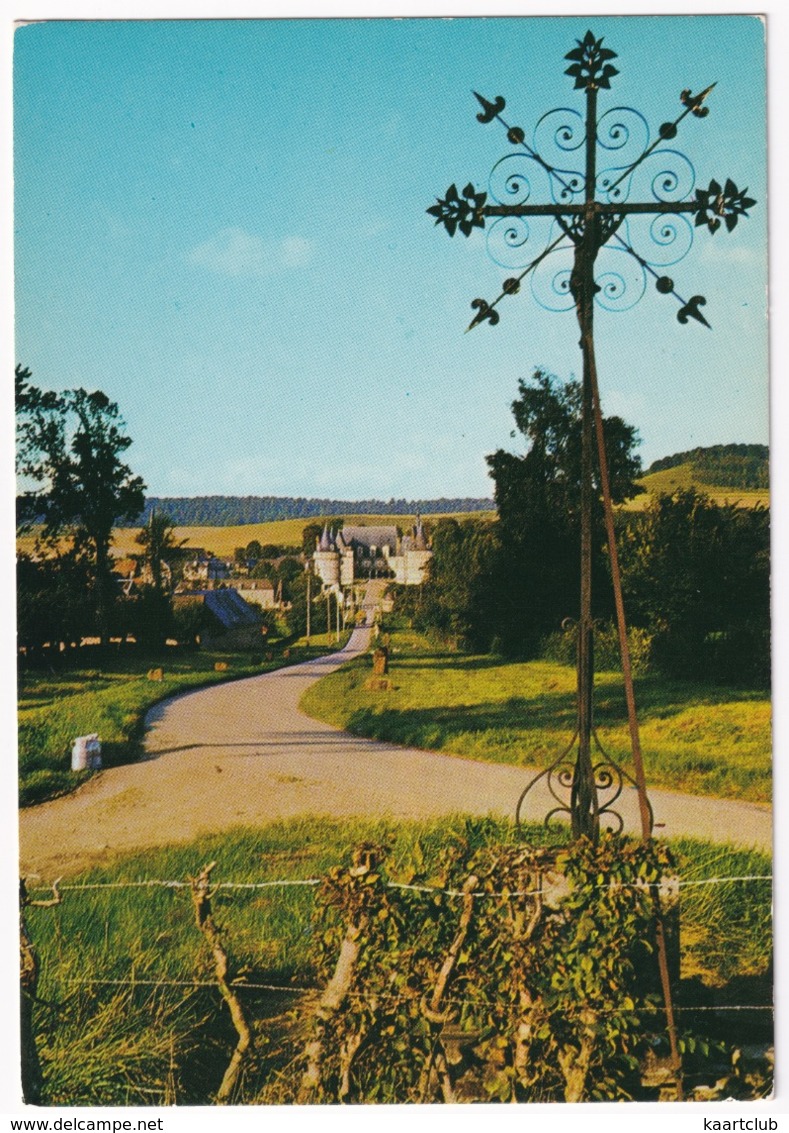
[[188, 227, 267, 276], [697, 240, 762, 268], [187, 227, 314, 277], [280, 236, 313, 268]]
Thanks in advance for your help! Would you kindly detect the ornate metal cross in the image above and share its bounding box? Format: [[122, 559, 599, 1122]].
[[428, 30, 755, 843]]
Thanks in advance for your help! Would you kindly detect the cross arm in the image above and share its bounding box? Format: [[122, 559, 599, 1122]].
[[482, 201, 700, 218], [428, 177, 755, 237]]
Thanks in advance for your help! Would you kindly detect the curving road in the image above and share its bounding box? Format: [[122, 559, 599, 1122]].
[[19, 621, 772, 881]]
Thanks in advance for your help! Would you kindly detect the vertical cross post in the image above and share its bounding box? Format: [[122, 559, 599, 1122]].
[[571, 78, 599, 839], [427, 30, 754, 842]]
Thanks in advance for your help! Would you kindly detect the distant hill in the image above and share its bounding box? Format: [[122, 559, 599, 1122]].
[[646, 444, 768, 491], [136, 495, 494, 527]]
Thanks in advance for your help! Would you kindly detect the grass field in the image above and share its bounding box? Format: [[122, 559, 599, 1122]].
[[111, 515, 447, 557], [24, 815, 771, 1105], [300, 628, 771, 803], [18, 632, 348, 807], [625, 463, 769, 511]]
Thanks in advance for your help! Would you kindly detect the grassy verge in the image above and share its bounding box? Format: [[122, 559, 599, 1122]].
[[18, 632, 350, 807], [24, 815, 771, 1105], [300, 627, 770, 803]]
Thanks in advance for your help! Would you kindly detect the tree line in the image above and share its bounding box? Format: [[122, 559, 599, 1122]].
[[17, 363, 769, 684], [395, 371, 769, 685], [136, 495, 494, 527]]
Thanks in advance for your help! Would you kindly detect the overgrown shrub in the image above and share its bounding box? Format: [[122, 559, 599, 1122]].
[[171, 600, 207, 646], [284, 834, 675, 1103], [541, 621, 653, 676], [23, 820, 772, 1106]]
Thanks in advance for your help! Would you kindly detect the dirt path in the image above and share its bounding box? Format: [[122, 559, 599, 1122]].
[[19, 623, 772, 881]]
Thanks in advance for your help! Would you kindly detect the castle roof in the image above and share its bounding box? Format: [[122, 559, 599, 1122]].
[[317, 524, 335, 552], [341, 525, 398, 553], [412, 516, 428, 550], [399, 516, 430, 553]]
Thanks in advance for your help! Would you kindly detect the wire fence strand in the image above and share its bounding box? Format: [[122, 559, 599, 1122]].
[[27, 872, 772, 900], [56, 976, 774, 1015]]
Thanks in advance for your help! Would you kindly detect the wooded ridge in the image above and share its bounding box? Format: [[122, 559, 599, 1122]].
[[134, 496, 495, 527], [646, 444, 768, 490]]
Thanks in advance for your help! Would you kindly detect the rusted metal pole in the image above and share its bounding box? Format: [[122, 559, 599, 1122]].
[[587, 349, 653, 843], [587, 351, 684, 1100], [570, 81, 600, 843]]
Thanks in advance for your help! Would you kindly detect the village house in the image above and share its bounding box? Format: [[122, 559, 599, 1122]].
[[173, 588, 263, 647], [222, 577, 279, 610], [181, 550, 232, 587]]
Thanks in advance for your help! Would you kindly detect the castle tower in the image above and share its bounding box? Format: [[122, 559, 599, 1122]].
[[313, 524, 340, 587], [402, 515, 432, 584]]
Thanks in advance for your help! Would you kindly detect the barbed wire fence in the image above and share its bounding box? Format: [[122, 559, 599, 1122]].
[[21, 856, 773, 1105]]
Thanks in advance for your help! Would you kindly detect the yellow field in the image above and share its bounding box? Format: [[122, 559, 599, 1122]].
[[100, 513, 497, 559]]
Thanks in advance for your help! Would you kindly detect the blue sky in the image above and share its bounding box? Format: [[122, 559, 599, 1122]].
[[14, 15, 768, 500]]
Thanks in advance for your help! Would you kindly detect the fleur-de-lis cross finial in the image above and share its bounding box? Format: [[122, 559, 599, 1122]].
[[564, 29, 619, 91]]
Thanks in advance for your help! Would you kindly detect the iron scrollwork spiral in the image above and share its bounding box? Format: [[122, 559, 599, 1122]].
[[530, 244, 576, 311], [515, 729, 654, 837], [532, 108, 585, 204], [428, 32, 755, 334], [481, 107, 701, 309], [593, 246, 648, 312], [596, 106, 650, 187], [484, 102, 702, 314]]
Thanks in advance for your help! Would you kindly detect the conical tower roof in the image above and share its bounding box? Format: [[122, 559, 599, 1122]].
[[412, 514, 427, 550]]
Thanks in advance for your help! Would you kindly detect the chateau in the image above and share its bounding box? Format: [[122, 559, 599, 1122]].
[[313, 519, 431, 589]]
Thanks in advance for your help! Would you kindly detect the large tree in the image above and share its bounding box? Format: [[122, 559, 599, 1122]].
[[417, 517, 500, 650], [485, 370, 644, 655], [133, 511, 187, 649], [135, 511, 186, 594], [16, 366, 146, 639], [17, 551, 93, 656]]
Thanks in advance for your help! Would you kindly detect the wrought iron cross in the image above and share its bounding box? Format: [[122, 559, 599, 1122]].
[[428, 30, 755, 842]]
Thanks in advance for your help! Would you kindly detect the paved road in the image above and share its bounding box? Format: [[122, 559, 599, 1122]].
[[19, 619, 772, 881]]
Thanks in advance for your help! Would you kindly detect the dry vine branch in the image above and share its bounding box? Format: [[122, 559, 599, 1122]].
[[298, 846, 380, 1104], [511, 880, 544, 1093], [190, 861, 254, 1105], [299, 914, 364, 1102], [338, 1028, 365, 1102], [558, 1007, 599, 1103], [419, 873, 479, 1103]]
